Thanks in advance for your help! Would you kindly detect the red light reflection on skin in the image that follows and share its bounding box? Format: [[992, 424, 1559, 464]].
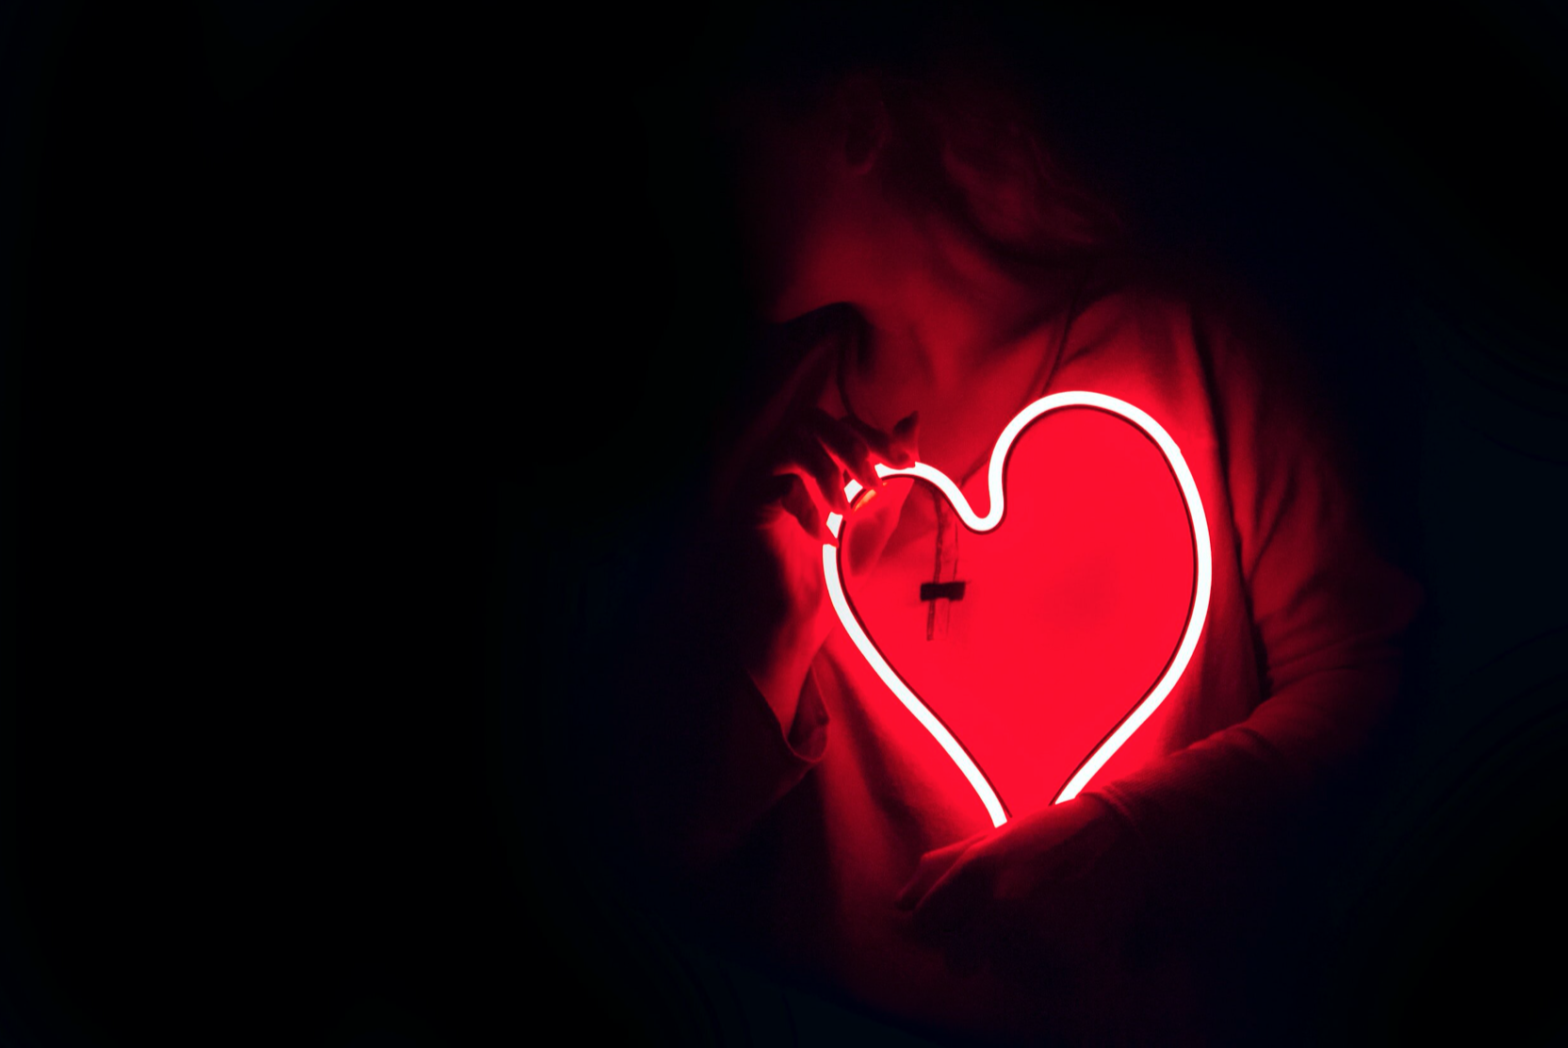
[[823, 392, 1212, 826]]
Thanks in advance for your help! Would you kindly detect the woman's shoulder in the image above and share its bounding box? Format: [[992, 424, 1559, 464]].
[[1074, 250, 1187, 309], [1063, 249, 1300, 375], [1068, 250, 1245, 332]]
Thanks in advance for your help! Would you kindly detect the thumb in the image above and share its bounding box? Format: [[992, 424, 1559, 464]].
[[891, 411, 920, 465]]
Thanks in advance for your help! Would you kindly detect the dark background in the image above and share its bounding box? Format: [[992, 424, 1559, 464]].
[[2, 1, 1565, 1045]]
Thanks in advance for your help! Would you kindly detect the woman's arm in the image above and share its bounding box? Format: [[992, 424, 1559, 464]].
[[617, 598, 832, 877], [1086, 299, 1422, 905], [605, 388, 917, 881], [895, 291, 1421, 974]]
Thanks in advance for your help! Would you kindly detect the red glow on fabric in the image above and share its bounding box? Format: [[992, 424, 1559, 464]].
[[834, 404, 1200, 819]]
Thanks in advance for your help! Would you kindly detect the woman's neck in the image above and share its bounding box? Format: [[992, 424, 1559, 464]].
[[842, 248, 1075, 428], [847, 215, 1062, 390], [838, 272, 1076, 481]]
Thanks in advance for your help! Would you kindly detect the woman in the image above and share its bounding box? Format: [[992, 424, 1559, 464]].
[[603, 30, 1421, 1048]]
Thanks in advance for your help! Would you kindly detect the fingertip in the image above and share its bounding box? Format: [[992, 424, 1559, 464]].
[[893, 412, 920, 465]]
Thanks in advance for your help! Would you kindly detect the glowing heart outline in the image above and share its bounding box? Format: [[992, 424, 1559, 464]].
[[821, 391, 1212, 827]]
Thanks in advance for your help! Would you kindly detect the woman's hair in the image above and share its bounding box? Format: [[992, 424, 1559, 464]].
[[712, 1, 1125, 260]]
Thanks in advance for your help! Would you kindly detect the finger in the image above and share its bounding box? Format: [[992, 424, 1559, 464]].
[[909, 850, 994, 942], [832, 411, 920, 470], [891, 411, 920, 462], [779, 430, 849, 513], [807, 410, 883, 493], [752, 470, 799, 511], [895, 832, 984, 909], [753, 473, 827, 540], [837, 414, 913, 470], [779, 474, 833, 544]]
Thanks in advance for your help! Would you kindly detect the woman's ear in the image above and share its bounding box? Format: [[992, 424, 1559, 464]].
[[836, 74, 891, 175]]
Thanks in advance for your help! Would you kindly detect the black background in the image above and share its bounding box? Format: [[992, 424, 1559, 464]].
[[2, 1, 1566, 1045]]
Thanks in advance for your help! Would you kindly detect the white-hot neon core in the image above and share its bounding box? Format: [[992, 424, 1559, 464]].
[[821, 391, 1213, 826]]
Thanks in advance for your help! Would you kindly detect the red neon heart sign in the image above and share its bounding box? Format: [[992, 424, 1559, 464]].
[[822, 392, 1212, 827]]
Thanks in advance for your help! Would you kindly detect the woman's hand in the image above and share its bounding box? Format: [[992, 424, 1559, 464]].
[[895, 796, 1150, 979], [722, 408, 918, 729]]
